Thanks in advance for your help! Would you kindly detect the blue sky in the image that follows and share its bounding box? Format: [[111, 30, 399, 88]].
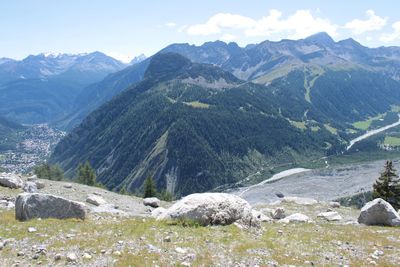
[[1, 0, 400, 62]]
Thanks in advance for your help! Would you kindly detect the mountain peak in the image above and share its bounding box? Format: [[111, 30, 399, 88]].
[[144, 52, 192, 80], [305, 32, 335, 46]]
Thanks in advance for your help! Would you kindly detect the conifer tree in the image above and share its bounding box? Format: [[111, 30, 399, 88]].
[[373, 160, 400, 209], [143, 176, 157, 198], [77, 161, 97, 186]]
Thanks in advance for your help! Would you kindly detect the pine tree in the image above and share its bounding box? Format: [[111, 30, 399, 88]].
[[119, 185, 128, 195], [143, 176, 157, 198], [373, 160, 400, 209], [77, 161, 97, 186]]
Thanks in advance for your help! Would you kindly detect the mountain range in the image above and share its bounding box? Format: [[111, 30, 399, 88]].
[[57, 32, 400, 130], [0, 52, 127, 124], [50, 53, 342, 196], [3, 32, 400, 196]]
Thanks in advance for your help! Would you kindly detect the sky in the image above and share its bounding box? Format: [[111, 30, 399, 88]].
[[1, 0, 400, 62]]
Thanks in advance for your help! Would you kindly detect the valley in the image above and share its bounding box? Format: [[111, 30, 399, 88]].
[[0, 124, 65, 173], [3, 2, 400, 267], [231, 158, 394, 205]]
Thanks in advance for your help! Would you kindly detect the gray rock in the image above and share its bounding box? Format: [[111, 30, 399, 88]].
[[15, 193, 87, 221], [280, 213, 311, 223], [23, 181, 38, 193], [317, 211, 342, 221], [251, 210, 271, 222], [35, 181, 45, 190], [358, 198, 400, 226], [143, 197, 161, 208], [63, 183, 73, 189], [0, 173, 23, 189], [157, 193, 258, 227], [272, 207, 286, 219], [27, 175, 38, 181], [86, 194, 107, 206], [66, 252, 77, 262], [151, 207, 167, 218], [27, 227, 37, 233]]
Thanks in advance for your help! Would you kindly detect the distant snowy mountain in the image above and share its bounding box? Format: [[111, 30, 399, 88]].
[[130, 53, 147, 65], [0, 52, 128, 124]]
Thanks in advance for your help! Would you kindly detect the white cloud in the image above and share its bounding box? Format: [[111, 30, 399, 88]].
[[345, 10, 387, 35], [187, 13, 256, 35], [165, 22, 177, 28], [186, 9, 338, 39], [380, 21, 400, 42], [220, 33, 237, 42]]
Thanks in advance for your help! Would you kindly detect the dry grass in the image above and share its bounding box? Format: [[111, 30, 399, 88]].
[[1, 207, 400, 266]]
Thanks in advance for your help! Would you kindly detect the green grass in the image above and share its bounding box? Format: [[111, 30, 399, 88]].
[[183, 101, 210, 109], [353, 114, 384, 130], [384, 136, 400, 146], [1, 209, 400, 266], [289, 120, 307, 130], [324, 124, 338, 135]]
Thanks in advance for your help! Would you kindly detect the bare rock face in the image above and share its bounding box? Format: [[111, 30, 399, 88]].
[[15, 193, 87, 221], [143, 197, 161, 208], [0, 173, 23, 189], [157, 193, 258, 227], [358, 198, 400, 226]]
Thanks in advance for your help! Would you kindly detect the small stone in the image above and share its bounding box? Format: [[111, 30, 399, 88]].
[[163, 236, 172, 242], [175, 247, 187, 254], [64, 184, 73, 189], [0, 242, 4, 250], [117, 240, 124, 245], [66, 252, 77, 262], [82, 252, 92, 260], [35, 181, 45, 190], [32, 254, 39, 260], [181, 262, 191, 267], [272, 207, 285, 219], [113, 251, 122, 256], [100, 250, 106, 254], [17, 251, 25, 257], [28, 227, 37, 233]]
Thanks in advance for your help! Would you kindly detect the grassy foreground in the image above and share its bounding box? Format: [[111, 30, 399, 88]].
[[1, 208, 400, 267]]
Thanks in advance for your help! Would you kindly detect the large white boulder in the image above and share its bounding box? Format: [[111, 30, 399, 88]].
[[282, 197, 318, 205], [157, 193, 257, 226], [0, 173, 23, 189], [151, 207, 167, 218], [15, 193, 87, 221], [143, 197, 161, 208], [358, 198, 400, 226]]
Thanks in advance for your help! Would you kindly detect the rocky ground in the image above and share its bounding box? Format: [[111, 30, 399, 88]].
[[231, 159, 398, 205], [1, 176, 400, 266]]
